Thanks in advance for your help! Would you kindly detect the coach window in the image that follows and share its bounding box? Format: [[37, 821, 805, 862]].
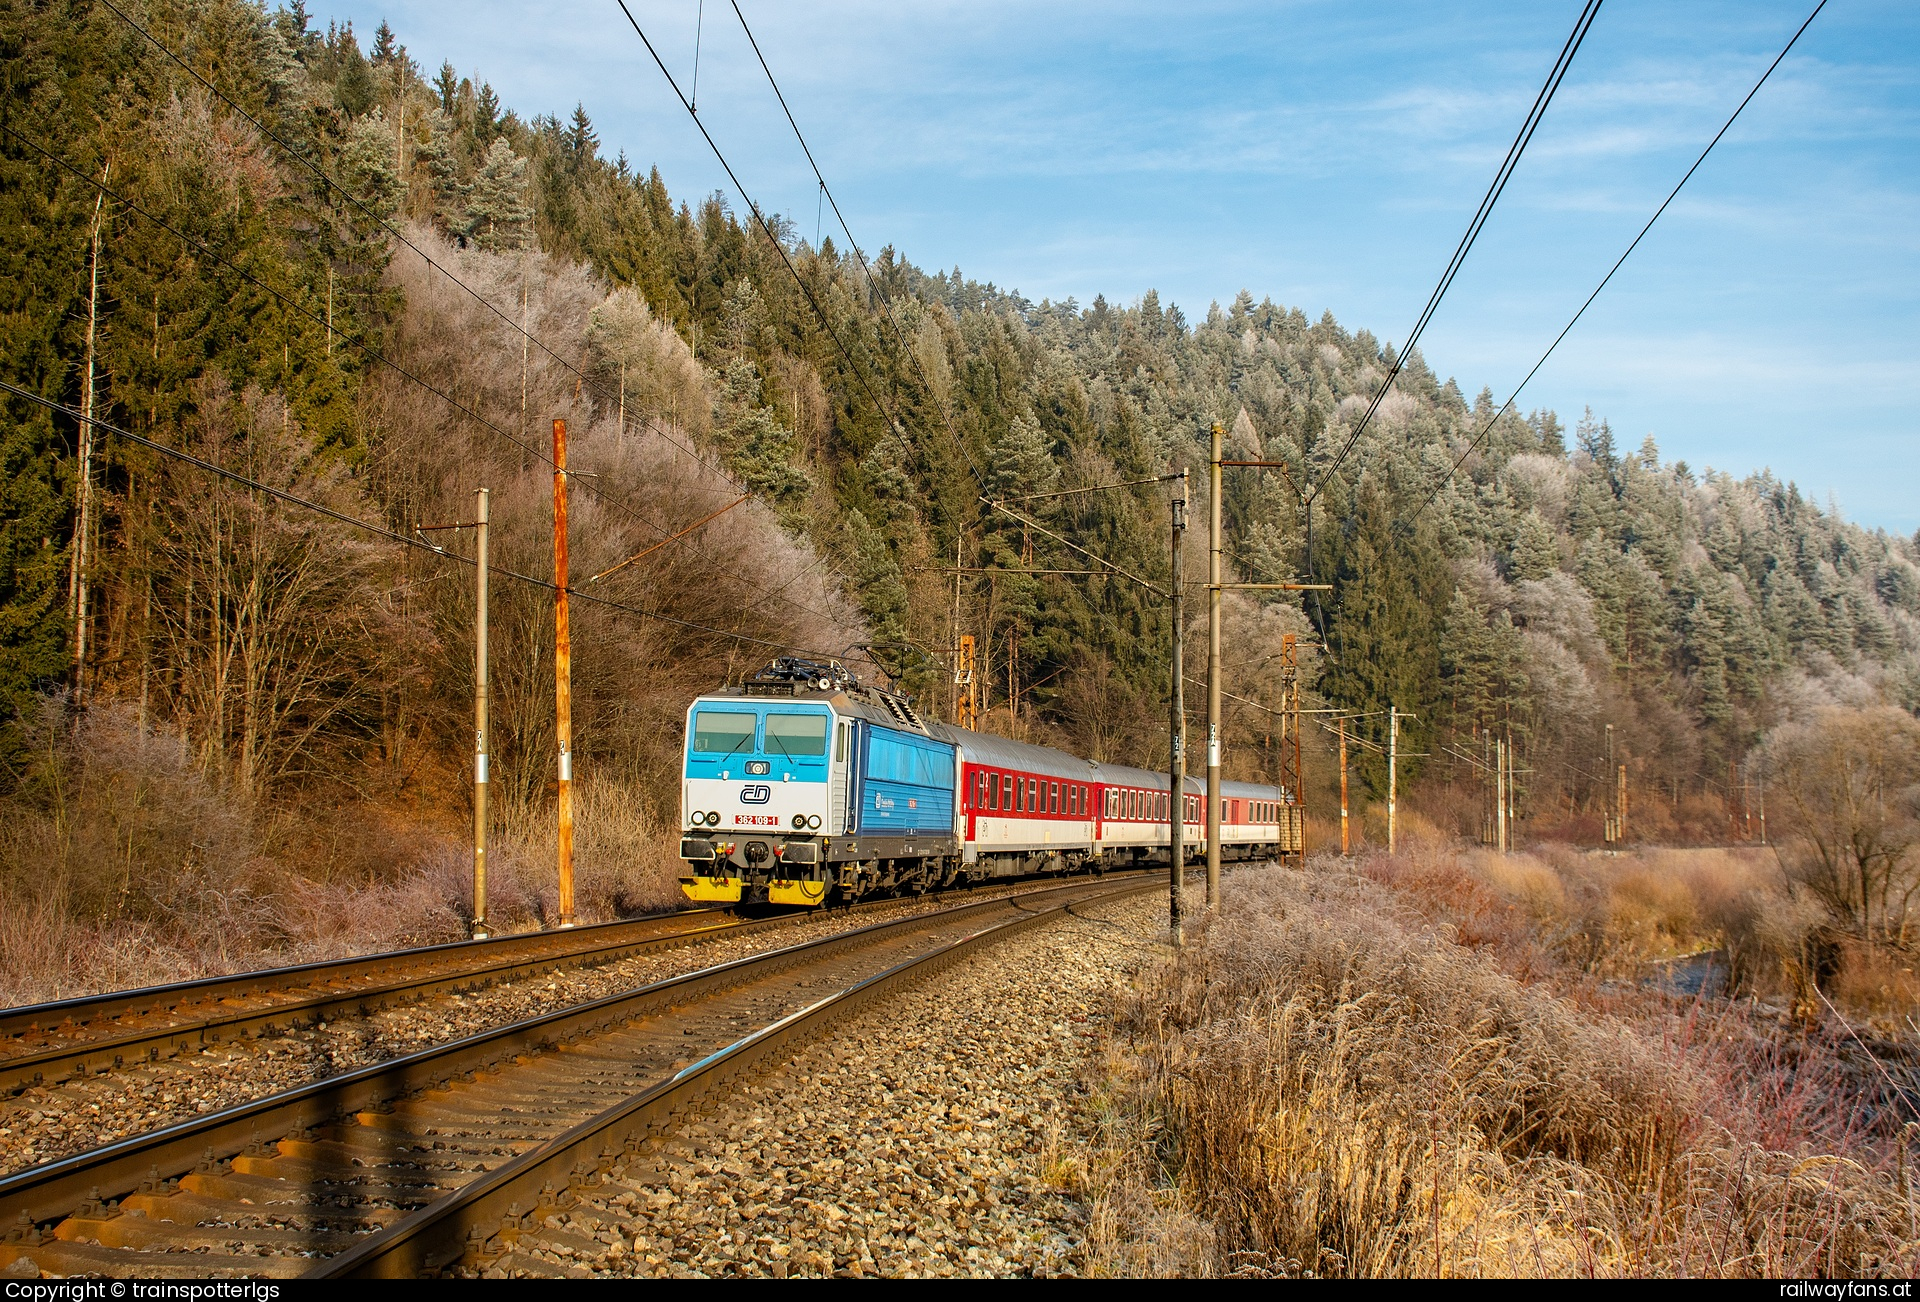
[[1048, 782, 1057, 813], [987, 773, 999, 811]]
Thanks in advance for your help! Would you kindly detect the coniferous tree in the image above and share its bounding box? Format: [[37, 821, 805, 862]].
[[464, 139, 533, 251]]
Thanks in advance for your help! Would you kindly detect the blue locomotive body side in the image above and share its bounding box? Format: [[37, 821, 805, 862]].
[[855, 724, 956, 837]]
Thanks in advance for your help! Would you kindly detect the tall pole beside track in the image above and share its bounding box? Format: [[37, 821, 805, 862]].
[[1388, 705, 1399, 856], [554, 419, 576, 929], [1339, 714, 1350, 857], [1206, 422, 1223, 911], [473, 488, 491, 940], [1169, 472, 1189, 946]]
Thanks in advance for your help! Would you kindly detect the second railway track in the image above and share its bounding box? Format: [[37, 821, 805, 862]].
[[0, 876, 1118, 1101], [0, 874, 1156, 1278]]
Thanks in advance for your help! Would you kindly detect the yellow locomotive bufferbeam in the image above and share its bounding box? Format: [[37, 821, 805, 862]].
[[681, 874, 743, 903], [768, 878, 829, 906]]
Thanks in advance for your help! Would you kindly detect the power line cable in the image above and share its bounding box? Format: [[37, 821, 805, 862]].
[[1, 121, 551, 462], [726, 0, 987, 491], [613, 1, 947, 485], [1401, 0, 1829, 531], [1305, 0, 1603, 508], [0, 378, 848, 659], [90, 0, 850, 629], [6, 119, 845, 634]]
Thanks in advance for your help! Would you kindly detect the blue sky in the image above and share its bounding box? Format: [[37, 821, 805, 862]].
[[329, 1, 1919, 533]]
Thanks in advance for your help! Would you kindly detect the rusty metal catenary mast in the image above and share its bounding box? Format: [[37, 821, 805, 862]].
[[474, 490, 491, 938], [554, 419, 576, 929], [1275, 633, 1304, 868]]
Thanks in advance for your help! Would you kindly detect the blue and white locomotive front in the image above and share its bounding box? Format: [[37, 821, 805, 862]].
[[678, 693, 842, 906]]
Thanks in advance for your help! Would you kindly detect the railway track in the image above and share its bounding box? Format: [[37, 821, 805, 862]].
[[0, 877, 1104, 1099], [0, 873, 1155, 1279]]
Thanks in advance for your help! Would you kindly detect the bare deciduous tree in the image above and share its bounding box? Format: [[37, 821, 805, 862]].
[[1765, 706, 1920, 945], [149, 382, 398, 796]]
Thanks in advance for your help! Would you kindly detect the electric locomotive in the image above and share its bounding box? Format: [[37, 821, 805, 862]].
[[678, 656, 1301, 906]]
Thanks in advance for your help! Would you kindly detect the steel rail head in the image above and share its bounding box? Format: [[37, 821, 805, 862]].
[[313, 876, 1155, 1278], [0, 875, 1146, 1232], [0, 876, 1101, 1097]]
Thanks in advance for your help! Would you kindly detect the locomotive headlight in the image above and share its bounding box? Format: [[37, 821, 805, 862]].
[[707, 811, 720, 826], [810, 815, 822, 829], [690, 811, 706, 826], [793, 814, 807, 829]]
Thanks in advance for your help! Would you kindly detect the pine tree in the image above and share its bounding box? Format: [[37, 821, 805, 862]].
[[1319, 479, 1446, 795], [473, 82, 502, 146], [370, 20, 397, 65], [987, 414, 1057, 502], [566, 105, 598, 172], [464, 139, 533, 251], [433, 61, 458, 113], [1507, 509, 1559, 581], [333, 24, 375, 117]]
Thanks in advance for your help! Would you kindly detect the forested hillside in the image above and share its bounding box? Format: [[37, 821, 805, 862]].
[[3, 1, 1917, 985]]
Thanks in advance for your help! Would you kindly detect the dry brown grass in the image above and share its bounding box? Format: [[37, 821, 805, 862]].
[[0, 703, 685, 1006], [1833, 943, 1920, 1020], [1082, 866, 1919, 1278]]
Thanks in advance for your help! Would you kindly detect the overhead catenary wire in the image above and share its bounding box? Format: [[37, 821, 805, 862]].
[[980, 498, 1169, 597], [88, 0, 851, 630], [1401, 0, 1830, 531], [1305, 0, 1603, 508], [726, 0, 987, 492], [1, 121, 548, 464], [0, 378, 850, 660], [5, 118, 847, 636], [614, 0, 946, 492]]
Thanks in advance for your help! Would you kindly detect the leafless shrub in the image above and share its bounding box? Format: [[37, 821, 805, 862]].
[[0, 699, 277, 1003]]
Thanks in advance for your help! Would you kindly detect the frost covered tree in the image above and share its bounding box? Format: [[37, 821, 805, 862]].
[[464, 139, 532, 251]]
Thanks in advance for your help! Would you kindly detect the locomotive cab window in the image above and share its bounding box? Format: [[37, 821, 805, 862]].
[[693, 711, 756, 754], [764, 713, 828, 758]]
